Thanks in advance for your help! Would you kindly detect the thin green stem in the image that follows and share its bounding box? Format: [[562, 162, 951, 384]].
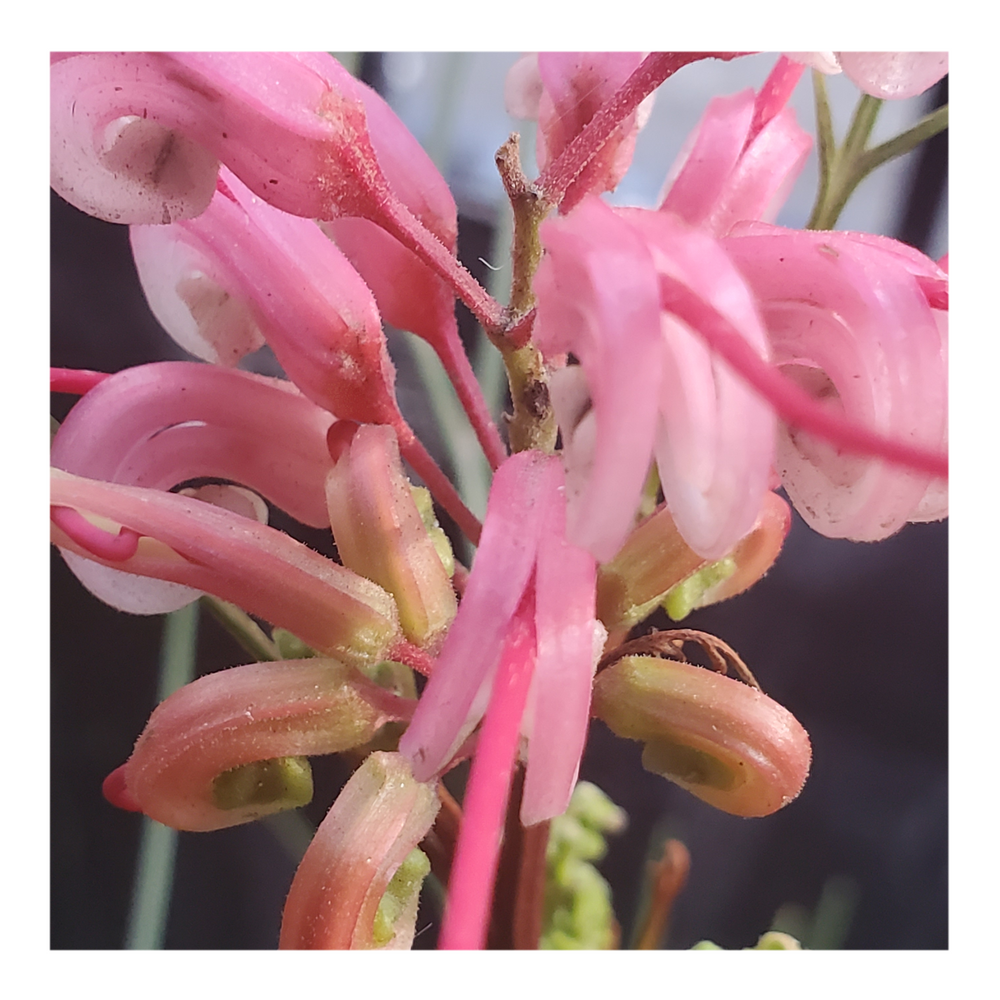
[[857, 104, 948, 177], [124, 603, 200, 949]]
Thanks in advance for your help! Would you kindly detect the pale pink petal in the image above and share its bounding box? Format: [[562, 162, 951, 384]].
[[723, 226, 947, 539], [51, 469, 400, 660], [279, 752, 439, 949], [120, 660, 409, 831], [132, 168, 400, 428], [51, 362, 336, 528], [535, 53, 651, 210], [659, 65, 811, 237], [520, 472, 600, 826], [398, 452, 561, 780], [504, 54, 543, 120], [619, 209, 776, 559], [784, 52, 842, 75], [837, 52, 948, 100], [534, 196, 664, 562]]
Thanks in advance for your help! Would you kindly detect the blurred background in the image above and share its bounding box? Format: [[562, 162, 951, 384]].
[[50, 53, 947, 949]]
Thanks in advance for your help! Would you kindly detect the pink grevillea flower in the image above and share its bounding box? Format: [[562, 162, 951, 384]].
[[786, 52, 948, 100], [104, 659, 414, 831], [399, 450, 601, 948], [722, 223, 948, 540], [534, 194, 775, 563], [505, 52, 654, 212], [280, 752, 439, 949], [50, 52, 457, 231], [51, 469, 402, 663], [130, 167, 481, 541], [658, 55, 812, 237]]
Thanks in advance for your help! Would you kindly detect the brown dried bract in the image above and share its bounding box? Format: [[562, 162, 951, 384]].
[[596, 628, 762, 691]]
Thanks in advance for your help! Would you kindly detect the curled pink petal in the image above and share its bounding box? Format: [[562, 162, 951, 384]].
[[51, 362, 336, 528], [51, 469, 400, 661], [50, 52, 389, 225], [619, 209, 776, 559], [131, 168, 399, 428], [722, 226, 947, 538], [659, 59, 811, 237], [534, 196, 663, 562]]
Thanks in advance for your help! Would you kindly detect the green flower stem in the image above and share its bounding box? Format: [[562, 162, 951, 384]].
[[201, 594, 280, 662], [807, 72, 949, 231], [125, 603, 200, 949], [493, 134, 558, 456]]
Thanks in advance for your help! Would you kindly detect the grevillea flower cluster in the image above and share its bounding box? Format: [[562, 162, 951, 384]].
[[50, 51, 948, 950]]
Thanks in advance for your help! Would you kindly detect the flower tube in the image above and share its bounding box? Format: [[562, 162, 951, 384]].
[[51, 469, 401, 663]]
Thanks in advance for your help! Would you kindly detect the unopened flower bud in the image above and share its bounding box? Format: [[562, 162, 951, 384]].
[[279, 751, 439, 949], [592, 653, 810, 817], [326, 424, 457, 650], [110, 658, 413, 831]]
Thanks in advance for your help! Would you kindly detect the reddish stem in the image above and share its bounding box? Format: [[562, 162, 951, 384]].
[[50, 367, 111, 395], [50, 505, 141, 561], [438, 595, 537, 950], [386, 638, 438, 678], [433, 327, 508, 471], [658, 276, 948, 478], [536, 52, 751, 208], [393, 419, 483, 545]]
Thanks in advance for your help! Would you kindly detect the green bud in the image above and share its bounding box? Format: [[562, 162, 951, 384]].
[[752, 931, 802, 950], [212, 756, 313, 813], [692, 940, 723, 950], [410, 486, 455, 578]]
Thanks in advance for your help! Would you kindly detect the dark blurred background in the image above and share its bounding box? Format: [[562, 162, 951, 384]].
[[50, 56, 947, 950]]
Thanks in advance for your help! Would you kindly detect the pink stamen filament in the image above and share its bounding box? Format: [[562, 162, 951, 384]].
[[387, 638, 438, 678], [744, 55, 805, 149], [658, 276, 948, 479], [50, 505, 142, 561], [438, 596, 537, 950], [536, 52, 752, 208], [432, 332, 508, 471], [50, 367, 112, 395]]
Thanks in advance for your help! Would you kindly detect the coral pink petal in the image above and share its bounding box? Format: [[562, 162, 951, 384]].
[[50, 368, 111, 395], [51, 362, 336, 528], [133, 169, 399, 429]]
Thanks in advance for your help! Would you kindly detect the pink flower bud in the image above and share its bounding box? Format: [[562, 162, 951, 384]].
[[326, 424, 457, 651], [787, 52, 948, 100], [110, 659, 411, 831], [593, 651, 811, 817]]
